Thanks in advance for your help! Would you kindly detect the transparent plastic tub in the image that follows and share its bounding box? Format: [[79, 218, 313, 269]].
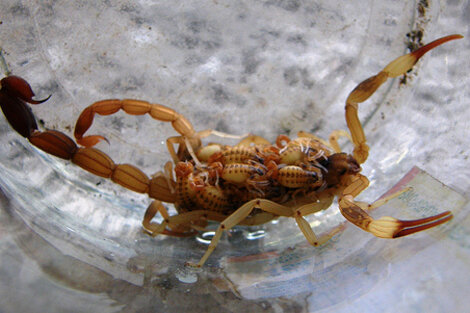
[[0, 1, 469, 312]]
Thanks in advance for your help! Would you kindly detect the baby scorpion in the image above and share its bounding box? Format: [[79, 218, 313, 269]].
[[0, 34, 462, 267]]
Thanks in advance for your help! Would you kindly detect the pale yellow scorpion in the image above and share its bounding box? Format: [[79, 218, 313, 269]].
[[0, 34, 462, 267]]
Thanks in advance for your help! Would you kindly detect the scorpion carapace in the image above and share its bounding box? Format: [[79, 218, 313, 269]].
[[0, 34, 462, 267]]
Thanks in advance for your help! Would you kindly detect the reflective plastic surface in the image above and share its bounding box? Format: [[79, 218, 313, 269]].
[[1, 1, 469, 312]]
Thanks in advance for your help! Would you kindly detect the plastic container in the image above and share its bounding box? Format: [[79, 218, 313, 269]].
[[1, 1, 469, 312]]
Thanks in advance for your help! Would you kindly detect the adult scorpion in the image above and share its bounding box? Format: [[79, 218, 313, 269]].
[[0, 34, 461, 267]]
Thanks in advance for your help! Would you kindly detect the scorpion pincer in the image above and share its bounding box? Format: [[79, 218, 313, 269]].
[[0, 34, 461, 267]]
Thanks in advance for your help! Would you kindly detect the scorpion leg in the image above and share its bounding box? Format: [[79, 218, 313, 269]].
[[353, 187, 412, 212], [188, 199, 293, 267], [159, 161, 176, 193], [338, 174, 453, 238], [143, 201, 200, 237], [143, 203, 258, 237], [297, 131, 331, 148], [197, 129, 250, 141], [293, 195, 343, 246], [236, 134, 271, 147], [328, 130, 352, 153], [345, 34, 463, 164], [168, 129, 249, 166]]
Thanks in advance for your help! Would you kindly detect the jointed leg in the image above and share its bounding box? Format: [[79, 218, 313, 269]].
[[188, 199, 294, 267], [198, 129, 250, 141], [143, 201, 200, 237], [143, 200, 171, 235], [167, 129, 249, 165], [236, 134, 271, 147], [328, 130, 352, 153], [296, 131, 332, 149], [338, 175, 453, 238], [353, 187, 412, 212], [345, 34, 463, 164], [143, 202, 236, 237], [143, 201, 208, 237], [293, 195, 341, 246]]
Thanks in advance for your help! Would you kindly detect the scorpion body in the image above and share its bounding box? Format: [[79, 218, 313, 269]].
[[0, 34, 461, 267]]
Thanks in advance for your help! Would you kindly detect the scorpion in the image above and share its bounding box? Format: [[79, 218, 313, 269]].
[[0, 34, 461, 267]]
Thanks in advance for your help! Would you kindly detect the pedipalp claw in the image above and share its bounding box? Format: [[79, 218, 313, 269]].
[[345, 34, 463, 165], [410, 34, 464, 61], [368, 211, 453, 238], [392, 211, 453, 238], [383, 34, 463, 78]]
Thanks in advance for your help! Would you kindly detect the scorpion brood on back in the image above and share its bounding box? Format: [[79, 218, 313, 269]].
[[0, 34, 462, 267]]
